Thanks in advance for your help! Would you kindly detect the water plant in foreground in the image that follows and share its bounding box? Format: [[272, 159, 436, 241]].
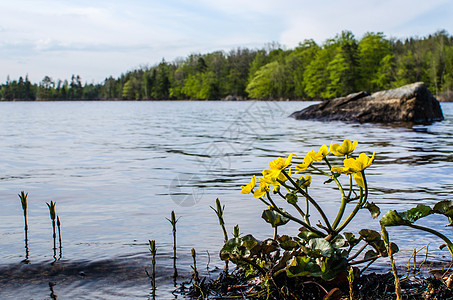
[[166, 210, 179, 259], [149, 239, 157, 297], [220, 139, 397, 297], [46, 201, 57, 260], [18, 191, 29, 263]]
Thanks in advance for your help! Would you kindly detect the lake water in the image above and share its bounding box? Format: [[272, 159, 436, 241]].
[[0, 101, 452, 299]]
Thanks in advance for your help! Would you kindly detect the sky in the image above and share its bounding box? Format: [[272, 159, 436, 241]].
[[1, 0, 452, 84]]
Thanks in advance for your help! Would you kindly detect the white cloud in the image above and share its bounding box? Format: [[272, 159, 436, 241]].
[[0, 0, 452, 83], [280, 0, 453, 47]]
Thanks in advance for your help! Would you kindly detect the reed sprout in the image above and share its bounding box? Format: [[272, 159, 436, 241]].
[[149, 240, 157, 296], [166, 210, 179, 259], [57, 216, 62, 259], [18, 191, 29, 263], [211, 198, 229, 272], [46, 201, 57, 260], [191, 248, 199, 285]]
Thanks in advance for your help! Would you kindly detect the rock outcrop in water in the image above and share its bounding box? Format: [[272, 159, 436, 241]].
[[290, 82, 444, 123]]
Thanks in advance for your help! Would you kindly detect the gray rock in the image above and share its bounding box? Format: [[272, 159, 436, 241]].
[[290, 82, 444, 123]]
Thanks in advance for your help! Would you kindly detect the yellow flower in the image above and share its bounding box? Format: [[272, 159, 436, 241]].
[[310, 143, 332, 162], [353, 172, 365, 188], [262, 154, 294, 184], [331, 152, 375, 188], [241, 175, 256, 194], [346, 152, 374, 171], [299, 174, 312, 188], [268, 153, 295, 170], [263, 167, 291, 186], [295, 152, 315, 173], [331, 139, 358, 156], [254, 179, 270, 198]]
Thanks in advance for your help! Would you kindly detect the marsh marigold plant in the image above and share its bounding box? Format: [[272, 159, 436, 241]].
[[220, 139, 395, 286]]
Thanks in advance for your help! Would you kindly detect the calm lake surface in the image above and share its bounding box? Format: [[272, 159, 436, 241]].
[[1, 101, 453, 299]]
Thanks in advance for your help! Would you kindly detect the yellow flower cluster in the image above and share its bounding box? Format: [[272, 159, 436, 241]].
[[240, 139, 374, 197]]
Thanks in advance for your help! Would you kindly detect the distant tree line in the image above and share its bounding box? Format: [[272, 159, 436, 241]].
[[1, 30, 453, 101]]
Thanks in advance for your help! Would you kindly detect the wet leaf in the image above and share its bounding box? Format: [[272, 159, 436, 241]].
[[364, 202, 380, 219], [344, 232, 361, 247], [298, 230, 321, 241], [364, 249, 379, 260], [286, 193, 298, 205], [400, 205, 432, 223], [320, 255, 348, 281], [380, 210, 407, 226], [258, 239, 279, 255], [390, 242, 399, 255], [278, 235, 300, 251], [286, 256, 322, 277], [433, 200, 453, 218], [359, 229, 381, 242], [380, 205, 433, 226], [220, 234, 259, 262], [308, 238, 335, 258], [331, 235, 346, 249], [262, 209, 290, 227]]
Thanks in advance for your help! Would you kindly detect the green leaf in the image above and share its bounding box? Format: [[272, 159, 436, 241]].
[[400, 205, 432, 223], [359, 229, 381, 242], [390, 242, 399, 255], [286, 256, 322, 277], [286, 193, 298, 205], [364, 249, 379, 260], [344, 232, 361, 247], [380, 205, 433, 226], [278, 235, 300, 251], [262, 209, 290, 227], [298, 230, 321, 241], [308, 238, 335, 258], [433, 200, 453, 218], [380, 210, 407, 226], [219, 234, 259, 262], [320, 254, 348, 281], [364, 202, 380, 219], [331, 235, 346, 249]]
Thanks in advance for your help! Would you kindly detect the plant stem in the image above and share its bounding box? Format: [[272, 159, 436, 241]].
[[19, 192, 29, 262], [347, 242, 369, 262], [381, 225, 402, 300], [266, 192, 326, 237], [57, 216, 62, 259], [330, 161, 347, 229], [281, 170, 333, 234], [149, 240, 157, 295], [335, 172, 368, 234], [407, 223, 453, 258], [191, 248, 199, 284]]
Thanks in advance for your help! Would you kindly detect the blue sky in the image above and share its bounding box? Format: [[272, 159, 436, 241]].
[[1, 0, 452, 83]]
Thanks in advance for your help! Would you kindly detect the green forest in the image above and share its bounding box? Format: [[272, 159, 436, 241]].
[[2, 30, 453, 101]]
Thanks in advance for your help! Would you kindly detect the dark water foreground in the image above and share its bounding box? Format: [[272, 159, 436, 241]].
[[0, 248, 220, 299], [1, 101, 453, 298]]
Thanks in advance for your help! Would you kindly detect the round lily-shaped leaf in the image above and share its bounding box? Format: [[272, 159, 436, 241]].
[[364, 202, 381, 219], [287, 256, 323, 278], [278, 235, 300, 251], [308, 238, 335, 258], [262, 208, 290, 227], [380, 204, 433, 226], [220, 234, 259, 262], [433, 200, 453, 226]]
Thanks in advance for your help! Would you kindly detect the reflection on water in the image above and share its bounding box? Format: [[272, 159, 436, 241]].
[[0, 101, 452, 298]]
